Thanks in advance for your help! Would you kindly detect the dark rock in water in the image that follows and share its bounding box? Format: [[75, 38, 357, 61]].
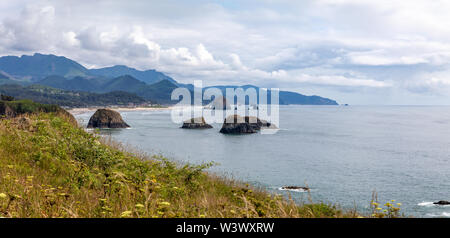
[[181, 117, 213, 129], [87, 109, 130, 128], [434, 201, 450, 205], [281, 186, 310, 191], [219, 115, 277, 134], [219, 115, 259, 134]]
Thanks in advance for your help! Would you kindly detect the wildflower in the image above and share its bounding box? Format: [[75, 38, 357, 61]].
[[120, 211, 132, 218], [371, 202, 379, 206], [376, 207, 382, 210], [199, 214, 206, 218], [396, 203, 402, 206], [383, 210, 388, 213], [391, 200, 396, 202], [0, 193, 7, 199], [173, 186, 179, 190], [230, 210, 236, 214], [7, 165, 13, 169], [135, 204, 145, 209], [159, 201, 171, 206]]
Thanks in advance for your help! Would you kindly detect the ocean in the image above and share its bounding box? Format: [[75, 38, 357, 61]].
[[75, 105, 450, 217]]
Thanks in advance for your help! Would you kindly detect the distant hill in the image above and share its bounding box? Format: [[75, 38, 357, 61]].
[[204, 85, 338, 105], [0, 53, 88, 81], [101, 75, 148, 93], [0, 53, 176, 85], [0, 84, 149, 107], [37, 74, 178, 103], [89, 65, 176, 85], [0, 53, 339, 105]]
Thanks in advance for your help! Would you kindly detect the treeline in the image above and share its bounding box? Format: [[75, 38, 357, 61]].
[[0, 84, 149, 107]]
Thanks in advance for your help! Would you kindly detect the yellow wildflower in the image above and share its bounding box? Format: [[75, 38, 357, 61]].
[[159, 201, 171, 206], [0, 193, 7, 199], [120, 211, 132, 218]]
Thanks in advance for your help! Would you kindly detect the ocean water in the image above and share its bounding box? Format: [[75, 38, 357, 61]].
[[75, 106, 450, 217]]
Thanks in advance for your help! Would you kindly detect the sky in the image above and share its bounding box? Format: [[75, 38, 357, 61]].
[[1, 0, 450, 104]]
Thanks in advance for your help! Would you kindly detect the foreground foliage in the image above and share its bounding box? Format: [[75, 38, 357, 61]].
[[0, 112, 358, 218]]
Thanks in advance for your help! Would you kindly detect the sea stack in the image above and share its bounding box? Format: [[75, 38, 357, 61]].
[[181, 117, 213, 129], [219, 115, 276, 134], [87, 109, 130, 128]]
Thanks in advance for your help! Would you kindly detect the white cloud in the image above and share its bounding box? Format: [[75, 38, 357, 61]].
[[1, 0, 450, 104]]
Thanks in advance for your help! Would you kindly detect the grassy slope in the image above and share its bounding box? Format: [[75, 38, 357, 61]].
[[0, 110, 359, 218]]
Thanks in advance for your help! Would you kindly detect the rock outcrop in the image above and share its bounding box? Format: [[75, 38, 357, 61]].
[[434, 201, 450, 205], [219, 115, 277, 134], [281, 186, 310, 191], [181, 117, 213, 129], [87, 109, 130, 128]]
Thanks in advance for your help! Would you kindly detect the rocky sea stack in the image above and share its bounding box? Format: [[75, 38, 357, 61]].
[[87, 109, 130, 128], [219, 115, 277, 134], [181, 117, 213, 129]]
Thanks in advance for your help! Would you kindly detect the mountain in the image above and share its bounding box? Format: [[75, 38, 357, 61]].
[[204, 85, 338, 105], [37, 74, 178, 104], [0, 53, 176, 85], [134, 79, 179, 104], [89, 65, 176, 85], [0, 71, 17, 85], [0, 53, 88, 81], [38, 75, 109, 92], [102, 75, 148, 93], [0, 84, 149, 107], [0, 53, 339, 105]]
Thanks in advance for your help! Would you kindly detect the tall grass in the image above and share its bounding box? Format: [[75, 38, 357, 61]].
[[0, 112, 359, 218]]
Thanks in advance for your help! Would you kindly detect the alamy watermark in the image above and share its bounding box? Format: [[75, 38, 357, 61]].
[[170, 80, 280, 134]]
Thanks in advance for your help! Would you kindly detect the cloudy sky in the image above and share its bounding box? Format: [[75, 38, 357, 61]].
[[2, 0, 450, 104]]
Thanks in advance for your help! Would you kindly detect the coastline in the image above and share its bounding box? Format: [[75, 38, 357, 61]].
[[68, 106, 173, 115]]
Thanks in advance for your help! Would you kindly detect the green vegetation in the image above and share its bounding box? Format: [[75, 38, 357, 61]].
[[0, 108, 359, 218], [0, 84, 149, 107]]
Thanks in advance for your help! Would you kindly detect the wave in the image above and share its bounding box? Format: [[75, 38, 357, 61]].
[[418, 201, 450, 207], [418, 201, 435, 207], [426, 212, 450, 217]]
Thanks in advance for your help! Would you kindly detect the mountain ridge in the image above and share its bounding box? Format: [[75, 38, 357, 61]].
[[0, 53, 339, 105]]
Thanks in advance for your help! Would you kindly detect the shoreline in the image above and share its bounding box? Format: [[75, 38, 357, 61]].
[[68, 106, 173, 115]]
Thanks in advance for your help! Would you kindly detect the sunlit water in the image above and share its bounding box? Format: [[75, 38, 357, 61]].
[[75, 105, 450, 217]]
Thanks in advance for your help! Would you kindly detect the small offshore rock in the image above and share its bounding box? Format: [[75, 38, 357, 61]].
[[434, 201, 450, 205], [181, 117, 213, 129]]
